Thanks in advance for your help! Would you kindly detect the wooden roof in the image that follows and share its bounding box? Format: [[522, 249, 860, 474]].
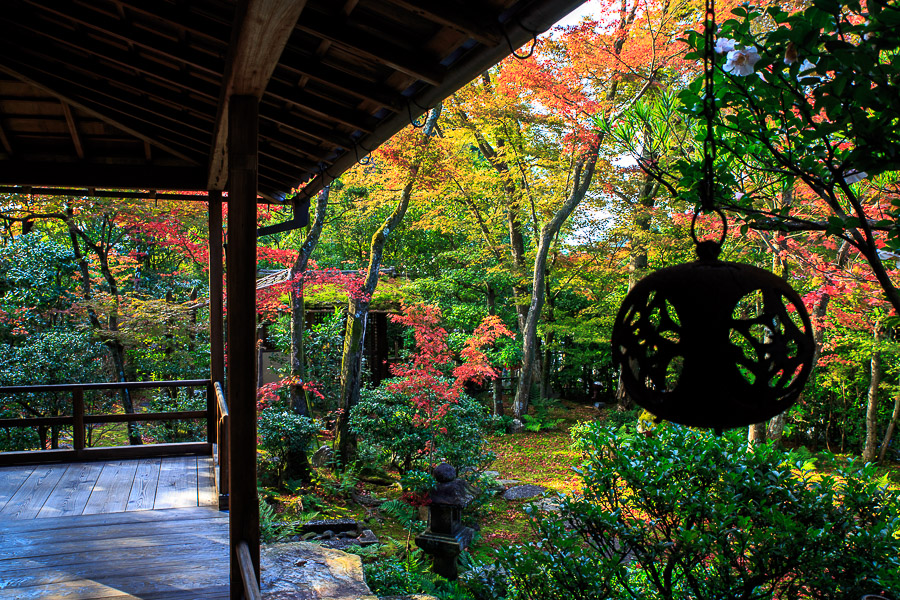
[[0, 0, 585, 203]]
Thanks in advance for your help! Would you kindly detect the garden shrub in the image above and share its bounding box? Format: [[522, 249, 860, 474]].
[[142, 387, 207, 443], [498, 424, 900, 600], [349, 379, 495, 476], [257, 407, 320, 485]]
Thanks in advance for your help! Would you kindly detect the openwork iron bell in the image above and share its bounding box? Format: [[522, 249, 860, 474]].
[[611, 240, 816, 430]]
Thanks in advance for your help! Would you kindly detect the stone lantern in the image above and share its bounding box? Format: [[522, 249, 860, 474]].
[[414, 463, 474, 580]]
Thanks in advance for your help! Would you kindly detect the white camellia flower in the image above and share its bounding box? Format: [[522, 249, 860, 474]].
[[715, 38, 736, 54], [723, 46, 760, 76]]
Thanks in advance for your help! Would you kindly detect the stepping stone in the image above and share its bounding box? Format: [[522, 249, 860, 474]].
[[303, 518, 358, 534], [261, 542, 377, 599], [535, 498, 562, 512], [503, 484, 546, 501]]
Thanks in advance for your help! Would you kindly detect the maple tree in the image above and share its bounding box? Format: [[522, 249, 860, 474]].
[[334, 105, 443, 465], [349, 302, 512, 475]]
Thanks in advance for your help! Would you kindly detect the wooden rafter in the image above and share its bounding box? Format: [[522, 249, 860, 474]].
[[0, 120, 12, 155], [3, 16, 222, 104], [381, 0, 501, 46], [207, 0, 310, 191], [296, 11, 446, 86], [0, 162, 206, 188], [60, 101, 84, 159], [22, 2, 224, 79], [1, 0, 588, 200], [0, 62, 200, 165], [0, 55, 208, 161]]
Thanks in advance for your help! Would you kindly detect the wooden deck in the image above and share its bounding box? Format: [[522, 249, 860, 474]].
[[0, 458, 228, 599]]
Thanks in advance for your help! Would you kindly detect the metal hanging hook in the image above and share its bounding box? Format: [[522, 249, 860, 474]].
[[407, 102, 425, 128], [504, 25, 537, 60], [354, 145, 371, 165]]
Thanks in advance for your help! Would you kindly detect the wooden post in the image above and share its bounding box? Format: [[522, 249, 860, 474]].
[[72, 388, 85, 457], [209, 189, 225, 444], [227, 94, 260, 599]]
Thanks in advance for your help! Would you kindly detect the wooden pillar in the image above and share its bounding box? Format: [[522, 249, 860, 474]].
[[208, 190, 225, 444], [227, 94, 259, 599]]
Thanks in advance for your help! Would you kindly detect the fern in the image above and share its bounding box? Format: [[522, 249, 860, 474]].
[[258, 495, 320, 543], [380, 499, 420, 530]]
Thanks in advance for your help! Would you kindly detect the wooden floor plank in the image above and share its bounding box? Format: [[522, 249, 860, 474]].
[[0, 565, 228, 600], [0, 465, 34, 513], [0, 506, 223, 534], [198, 455, 216, 507], [0, 457, 229, 599], [126, 457, 161, 511], [0, 516, 228, 557], [0, 546, 228, 587], [38, 462, 104, 518], [82, 460, 139, 515], [153, 455, 198, 509], [0, 539, 226, 574], [0, 464, 67, 520]]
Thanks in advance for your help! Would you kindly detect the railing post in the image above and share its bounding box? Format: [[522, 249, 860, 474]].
[[206, 382, 215, 450], [209, 189, 225, 444], [73, 388, 85, 456]]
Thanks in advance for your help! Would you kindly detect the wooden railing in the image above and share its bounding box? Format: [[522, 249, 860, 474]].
[[213, 381, 229, 509], [236, 540, 262, 600], [0, 379, 214, 467]]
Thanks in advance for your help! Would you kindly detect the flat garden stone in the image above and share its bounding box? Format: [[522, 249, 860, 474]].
[[503, 484, 547, 501], [302, 518, 358, 534], [261, 542, 377, 599], [495, 479, 520, 487], [535, 498, 562, 512], [482, 470, 501, 479]]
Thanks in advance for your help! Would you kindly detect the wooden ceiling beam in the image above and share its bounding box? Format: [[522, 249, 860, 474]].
[[379, 0, 501, 47], [59, 101, 84, 160], [0, 52, 211, 156], [264, 75, 379, 133], [296, 11, 446, 86], [0, 161, 206, 189], [3, 15, 222, 103], [276, 46, 401, 110], [22, 2, 225, 78], [259, 141, 320, 173], [207, 0, 310, 191], [293, 0, 590, 203], [259, 108, 351, 151], [0, 62, 201, 166], [106, 0, 231, 46], [0, 121, 13, 155]]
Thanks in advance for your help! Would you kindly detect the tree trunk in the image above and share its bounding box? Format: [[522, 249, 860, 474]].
[[878, 385, 900, 463], [290, 187, 331, 418], [65, 211, 141, 445], [336, 106, 441, 465], [513, 144, 600, 422], [767, 413, 785, 446], [748, 422, 767, 446], [487, 284, 504, 417], [863, 322, 885, 462]]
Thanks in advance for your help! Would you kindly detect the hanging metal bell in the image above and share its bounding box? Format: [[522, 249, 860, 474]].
[[611, 244, 816, 429]]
